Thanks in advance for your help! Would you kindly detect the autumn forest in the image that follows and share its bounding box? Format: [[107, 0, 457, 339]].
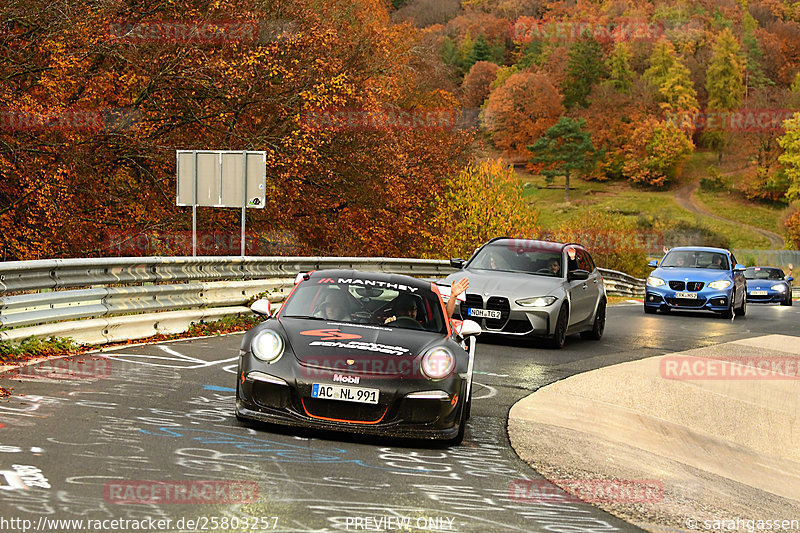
[[2, 0, 800, 265]]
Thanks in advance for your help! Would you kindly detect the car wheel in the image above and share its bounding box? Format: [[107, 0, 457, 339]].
[[644, 304, 657, 314], [450, 401, 468, 446], [721, 292, 734, 319], [581, 298, 605, 340], [548, 304, 568, 349], [781, 292, 792, 306], [734, 292, 746, 317]]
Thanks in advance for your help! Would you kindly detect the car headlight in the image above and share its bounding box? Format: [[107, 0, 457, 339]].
[[647, 276, 665, 287], [516, 296, 557, 307], [420, 347, 455, 380], [708, 280, 731, 290], [251, 330, 284, 363], [771, 284, 787, 292]]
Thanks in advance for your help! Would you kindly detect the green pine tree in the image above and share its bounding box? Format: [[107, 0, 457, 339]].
[[643, 39, 677, 89], [644, 39, 698, 115], [706, 28, 746, 111], [742, 13, 772, 91], [528, 117, 596, 203], [779, 113, 800, 201], [562, 37, 606, 109], [605, 42, 634, 94], [705, 28, 746, 163], [441, 37, 459, 66], [465, 35, 492, 71]]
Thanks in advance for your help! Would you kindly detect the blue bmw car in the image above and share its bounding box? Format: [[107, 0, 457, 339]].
[[644, 247, 747, 318], [745, 266, 793, 306]]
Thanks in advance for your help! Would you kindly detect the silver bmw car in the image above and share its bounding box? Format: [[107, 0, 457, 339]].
[[443, 238, 606, 348]]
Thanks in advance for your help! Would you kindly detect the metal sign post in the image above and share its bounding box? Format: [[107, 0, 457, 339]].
[[176, 150, 266, 257]]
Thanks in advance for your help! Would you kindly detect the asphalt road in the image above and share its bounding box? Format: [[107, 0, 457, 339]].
[[0, 302, 798, 533]]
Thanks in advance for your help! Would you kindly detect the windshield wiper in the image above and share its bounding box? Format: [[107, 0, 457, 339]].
[[281, 315, 323, 320]]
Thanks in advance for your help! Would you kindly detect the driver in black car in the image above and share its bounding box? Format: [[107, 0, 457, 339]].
[[384, 293, 419, 326]]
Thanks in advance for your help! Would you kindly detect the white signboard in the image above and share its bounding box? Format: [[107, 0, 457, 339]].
[[176, 150, 266, 208]]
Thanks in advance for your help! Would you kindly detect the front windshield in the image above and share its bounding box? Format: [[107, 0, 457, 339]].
[[745, 267, 785, 280], [468, 242, 563, 277], [661, 250, 729, 270], [280, 279, 446, 333]]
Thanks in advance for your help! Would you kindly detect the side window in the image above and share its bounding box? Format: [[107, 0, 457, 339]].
[[581, 250, 596, 271], [729, 254, 737, 269], [576, 250, 591, 271]]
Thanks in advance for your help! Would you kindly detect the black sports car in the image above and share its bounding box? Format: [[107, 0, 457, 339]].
[[235, 269, 480, 444]]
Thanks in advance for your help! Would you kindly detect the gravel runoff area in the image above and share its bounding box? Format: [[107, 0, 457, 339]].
[[508, 334, 800, 533]]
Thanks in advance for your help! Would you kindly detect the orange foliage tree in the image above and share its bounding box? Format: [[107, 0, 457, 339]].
[[482, 71, 563, 160], [461, 61, 500, 108], [0, 0, 473, 260]]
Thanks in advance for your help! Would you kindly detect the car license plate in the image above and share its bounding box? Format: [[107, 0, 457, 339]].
[[675, 292, 697, 299], [311, 383, 379, 404], [751, 290, 768, 296], [468, 308, 501, 319]]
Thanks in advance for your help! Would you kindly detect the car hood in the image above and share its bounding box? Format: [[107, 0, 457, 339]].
[[277, 318, 442, 376], [748, 280, 785, 289], [446, 269, 561, 296], [652, 267, 733, 282]]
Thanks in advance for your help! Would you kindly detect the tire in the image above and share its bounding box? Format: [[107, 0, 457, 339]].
[[450, 401, 468, 446], [721, 292, 734, 319], [644, 304, 657, 314], [781, 292, 792, 306], [548, 304, 568, 349], [734, 292, 746, 317], [581, 299, 606, 340]]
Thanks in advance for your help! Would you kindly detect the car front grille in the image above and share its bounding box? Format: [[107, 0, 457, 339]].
[[665, 297, 707, 307], [748, 293, 771, 300], [460, 294, 484, 321], [301, 397, 388, 424], [669, 281, 685, 291], [485, 297, 510, 329], [687, 282, 704, 291]]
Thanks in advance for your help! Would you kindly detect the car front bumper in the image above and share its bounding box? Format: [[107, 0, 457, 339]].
[[235, 364, 467, 440], [746, 289, 787, 303], [644, 287, 732, 313]]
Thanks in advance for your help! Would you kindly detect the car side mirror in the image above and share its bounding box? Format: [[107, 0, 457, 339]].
[[568, 269, 590, 281], [648, 260, 658, 268], [788, 276, 794, 282], [250, 299, 273, 317], [456, 319, 481, 338], [450, 258, 465, 269], [734, 264, 746, 272]]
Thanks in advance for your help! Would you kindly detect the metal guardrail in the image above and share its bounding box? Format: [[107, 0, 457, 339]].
[[0, 256, 646, 346]]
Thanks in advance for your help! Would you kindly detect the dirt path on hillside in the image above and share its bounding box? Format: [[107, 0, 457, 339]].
[[674, 180, 785, 249]]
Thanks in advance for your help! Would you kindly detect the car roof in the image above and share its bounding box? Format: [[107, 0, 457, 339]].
[[666, 246, 731, 254], [305, 269, 432, 290], [483, 237, 586, 251]]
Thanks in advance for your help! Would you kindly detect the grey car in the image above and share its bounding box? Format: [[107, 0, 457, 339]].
[[443, 238, 606, 349]]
